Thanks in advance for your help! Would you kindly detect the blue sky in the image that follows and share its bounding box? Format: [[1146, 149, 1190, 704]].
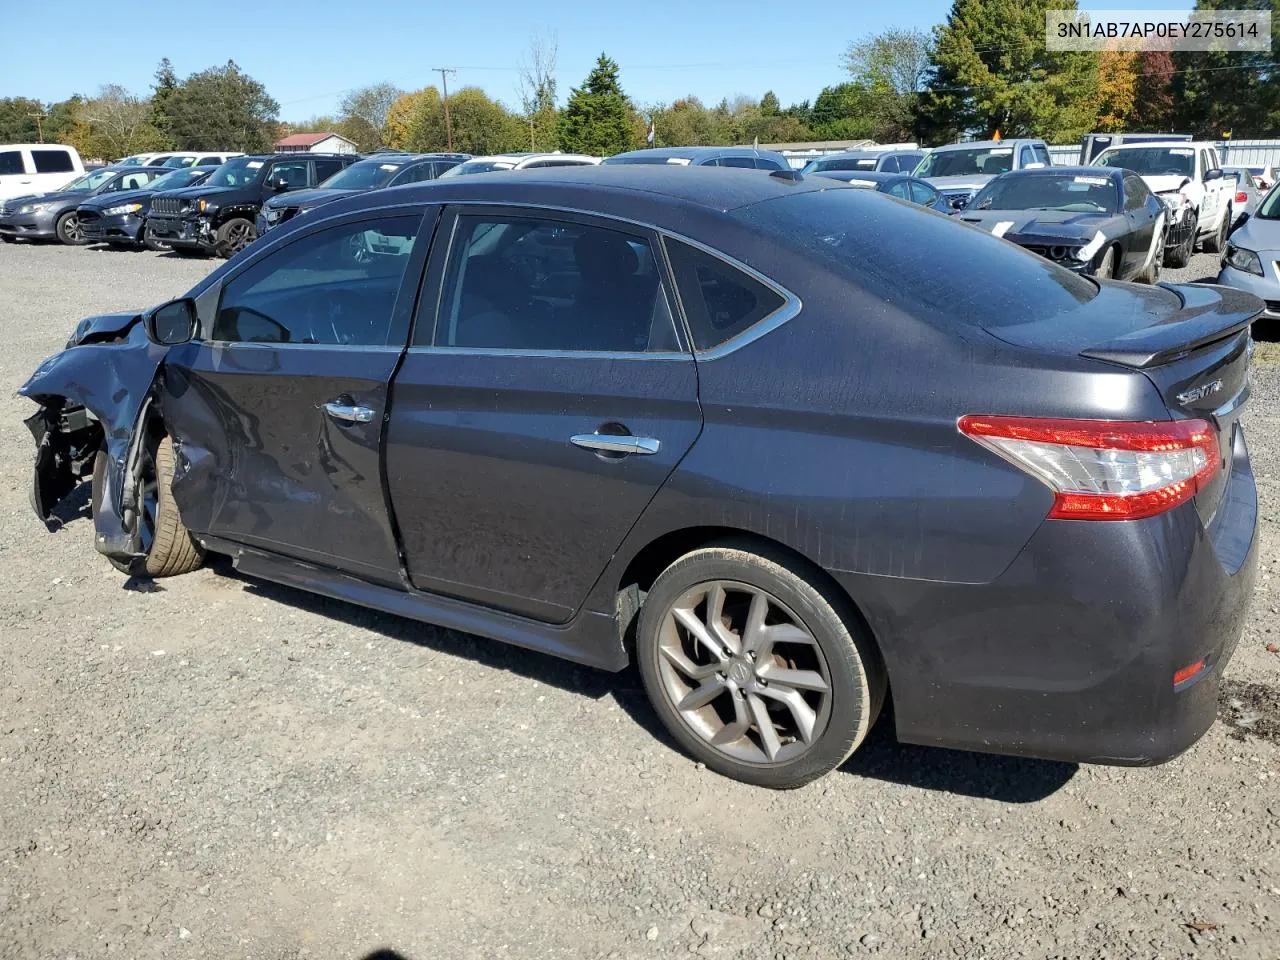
[[2, 0, 1195, 120]]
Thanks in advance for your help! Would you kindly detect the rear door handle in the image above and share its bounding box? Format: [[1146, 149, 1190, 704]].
[[322, 401, 375, 424], [570, 434, 661, 456]]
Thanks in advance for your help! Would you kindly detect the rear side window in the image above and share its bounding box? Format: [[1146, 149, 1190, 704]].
[[0, 151, 23, 175], [754, 157, 787, 171], [313, 159, 344, 183], [32, 149, 73, 174], [717, 156, 756, 168], [390, 162, 437, 185], [878, 156, 901, 173], [664, 238, 787, 351]]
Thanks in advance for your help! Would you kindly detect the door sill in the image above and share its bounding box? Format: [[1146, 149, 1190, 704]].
[[199, 536, 628, 672]]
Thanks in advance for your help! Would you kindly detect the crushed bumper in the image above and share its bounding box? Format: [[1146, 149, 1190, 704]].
[[80, 211, 144, 244], [144, 214, 214, 251]]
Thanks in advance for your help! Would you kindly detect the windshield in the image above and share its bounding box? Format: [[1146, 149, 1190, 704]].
[[808, 156, 878, 173], [205, 156, 266, 188], [149, 167, 212, 191], [60, 168, 120, 193], [439, 159, 516, 177], [1093, 146, 1193, 177], [320, 159, 403, 189], [969, 174, 1119, 214], [915, 146, 1013, 178]]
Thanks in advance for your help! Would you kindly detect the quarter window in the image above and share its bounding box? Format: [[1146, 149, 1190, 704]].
[[31, 149, 74, 174], [664, 238, 787, 351], [0, 151, 25, 175], [212, 216, 420, 346], [1032, 144, 1052, 166], [432, 214, 679, 353]]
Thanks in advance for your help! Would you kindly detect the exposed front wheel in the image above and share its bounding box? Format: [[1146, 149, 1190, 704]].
[[1095, 245, 1117, 279], [1203, 206, 1230, 254], [56, 211, 87, 246], [1139, 231, 1164, 284], [91, 436, 204, 578], [1165, 219, 1194, 268], [214, 217, 257, 258], [143, 225, 170, 252], [636, 542, 885, 788]]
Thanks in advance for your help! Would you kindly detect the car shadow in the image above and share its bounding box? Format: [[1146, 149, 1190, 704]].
[[218, 558, 1077, 803], [45, 483, 91, 530]]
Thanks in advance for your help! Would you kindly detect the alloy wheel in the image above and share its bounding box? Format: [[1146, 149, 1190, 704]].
[[226, 221, 253, 253], [655, 580, 833, 765], [129, 445, 160, 555], [62, 214, 83, 243]]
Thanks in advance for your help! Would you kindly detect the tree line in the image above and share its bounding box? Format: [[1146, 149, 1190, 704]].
[[2, 0, 1276, 163]]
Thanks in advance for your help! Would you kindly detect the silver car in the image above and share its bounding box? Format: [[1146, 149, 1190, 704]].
[[1218, 185, 1280, 319], [1222, 166, 1263, 217]]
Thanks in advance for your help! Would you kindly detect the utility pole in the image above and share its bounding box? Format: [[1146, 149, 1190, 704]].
[[28, 112, 44, 143], [435, 67, 457, 151]]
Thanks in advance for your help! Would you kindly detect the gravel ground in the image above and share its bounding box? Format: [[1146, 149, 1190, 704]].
[[0, 242, 1277, 960]]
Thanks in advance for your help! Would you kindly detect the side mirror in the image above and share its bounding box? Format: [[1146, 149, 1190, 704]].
[[1204, 168, 1223, 182], [272, 178, 290, 192], [143, 298, 197, 346], [1234, 211, 1250, 230]]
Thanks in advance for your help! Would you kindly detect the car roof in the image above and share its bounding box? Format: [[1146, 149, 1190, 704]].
[[932, 139, 1038, 152], [813, 170, 902, 183], [1098, 140, 1211, 151], [997, 165, 1121, 180], [606, 146, 786, 162]]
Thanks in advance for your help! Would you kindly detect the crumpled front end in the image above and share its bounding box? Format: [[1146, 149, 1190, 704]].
[[19, 320, 168, 560]]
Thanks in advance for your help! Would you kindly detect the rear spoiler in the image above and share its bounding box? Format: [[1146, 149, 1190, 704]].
[[1080, 283, 1263, 369]]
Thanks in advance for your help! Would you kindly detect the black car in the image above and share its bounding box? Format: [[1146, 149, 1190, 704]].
[[960, 167, 1166, 282], [811, 169, 952, 212], [77, 165, 220, 249], [20, 166, 1260, 788], [145, 153, 359, 257], [258, 152, 468, 234], [0, 166, 172, 245]]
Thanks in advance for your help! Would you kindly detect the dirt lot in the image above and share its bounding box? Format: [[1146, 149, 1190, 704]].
[[0, 243, 1277, 960]]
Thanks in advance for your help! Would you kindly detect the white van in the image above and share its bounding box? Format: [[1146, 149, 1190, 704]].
[[0, 144, 85, 202]]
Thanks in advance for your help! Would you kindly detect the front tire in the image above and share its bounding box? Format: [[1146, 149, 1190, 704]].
[[635, 542, 885, 789], [91, 436, 204, 578], [1138, 230, 1164, 284], [1203, 206, 1231, 254], [143, 225, 170, 252], [1165, 217, 1194, 268], [214, 217, 256, 258], [56, 211, 87, 246], [1095, 245, 1118, 279]]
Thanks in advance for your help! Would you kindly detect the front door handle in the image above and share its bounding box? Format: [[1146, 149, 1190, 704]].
[[570, 433, 661, 456], [322, 401, 375, 424]]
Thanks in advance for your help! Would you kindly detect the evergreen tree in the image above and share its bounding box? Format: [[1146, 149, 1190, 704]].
[[558, 54, 637, 156]]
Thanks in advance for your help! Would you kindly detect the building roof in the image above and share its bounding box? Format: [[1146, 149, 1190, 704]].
[[276, 132, 353, 148]]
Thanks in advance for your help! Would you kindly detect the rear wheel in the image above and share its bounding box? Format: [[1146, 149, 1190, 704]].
[[214, 217, 256, 258], [636, 542, 885, 789], [56, 211, 87, 246], [91, 436, 204, 578], [1203, 206, 1231, 254]]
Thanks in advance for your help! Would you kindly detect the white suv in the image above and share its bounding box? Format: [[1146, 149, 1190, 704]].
[[1092, 141, 1234, 267], [0, 144, 85, 202]]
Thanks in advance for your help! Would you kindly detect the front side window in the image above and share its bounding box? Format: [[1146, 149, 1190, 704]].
[[887, 181, 911, 200], [269, 160, 311, 190], [664, 238, 787, 352], [1019, 146, 1034, 168], [1124, 175, 1150, 210], [32, 149, 74, 174], [909, 181, 939, 205], [432, 215, 678, 353], [0, 151, 24, 176], [212, 216, 420, 346]]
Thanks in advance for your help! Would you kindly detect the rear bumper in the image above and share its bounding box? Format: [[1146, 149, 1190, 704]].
[[842, 426, 1258, 766], [145, 214, 214, 251]]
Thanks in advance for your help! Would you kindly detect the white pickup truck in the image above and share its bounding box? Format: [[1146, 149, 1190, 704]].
[[1091, 141, 1234, 267]]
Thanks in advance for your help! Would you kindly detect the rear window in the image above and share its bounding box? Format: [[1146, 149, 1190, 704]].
[[665, 238, 787, 350], [32, 149, 74, 173], [731, 189, 1095, 329]]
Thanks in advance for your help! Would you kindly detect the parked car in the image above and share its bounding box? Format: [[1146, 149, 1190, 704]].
[[0, 165, 172, 244], [114, 153, 166, 167], [258, 152, 468, 234], [915, 138, 1053, 210], [440, 152, 600, 177], [811, 169, 952, 212], [77, 165, 220, 249], [1091, 141, 1234, 267], [19, 165, 1261, 788], [602, 146, 790, 170], [159, 152, 243, 169], [1078, 132, 1192, 165], [0, 143, 84, 202], [959, 167, 1165, 282], [1221, 166, 1263, 218], [144, 153, 359, 257], [1217, 186, 1280, 322], [800, 149, 927, 176]]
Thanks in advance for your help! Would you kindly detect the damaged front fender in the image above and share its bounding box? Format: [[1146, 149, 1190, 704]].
[[19, 322, 171, 559]]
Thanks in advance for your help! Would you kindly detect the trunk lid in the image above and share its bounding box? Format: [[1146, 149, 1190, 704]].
[[987, 280, 1263, 522]]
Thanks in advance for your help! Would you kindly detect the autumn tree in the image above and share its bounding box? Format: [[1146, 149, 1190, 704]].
[[917, 0, 1099, 143], [78, 85, 169, 159], [338, 83, 403, 151], [559, 54, 638, 156], [1130, 50, 1175, 131], [406, 86, 525, 154], [1095, 49, 1138, 132], [1173, 0, 1279, 138], [383, 89, 437, 150], [518, 33, 560, 151]]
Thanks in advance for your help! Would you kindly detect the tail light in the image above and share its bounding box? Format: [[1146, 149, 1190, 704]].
[[1235, 190, 1248, 204], [958, 416, 1219, 521]]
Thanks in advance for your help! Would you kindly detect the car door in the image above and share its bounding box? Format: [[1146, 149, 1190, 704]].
[[384, 206, 703, 623], [161, 207, 435, 586], [1200, 149, 1222, 227], [28, 146, 77, 193], [0, 148, 34, 201], [1122, 174, 1157, 278], [262, 158, 310, 202]]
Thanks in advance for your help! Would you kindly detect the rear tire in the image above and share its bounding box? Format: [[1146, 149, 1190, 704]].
[[214, 217, 256, 258], [635, 540, 885, 789], [1203, 206, 1230, 254], [56, 211, 87, 246], [91, 436, 204, 578]]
